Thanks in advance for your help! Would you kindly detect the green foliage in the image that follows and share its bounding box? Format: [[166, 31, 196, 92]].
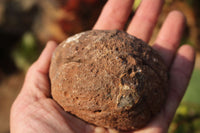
[[12, 32, 39, 71], [133, 0, 141, 11], [185, 0, 194, 7], [170, 103, 200, 133], [183, 69, 200, 104]]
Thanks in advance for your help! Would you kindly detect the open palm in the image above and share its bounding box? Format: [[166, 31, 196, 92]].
[[10, 0, 195, 133]]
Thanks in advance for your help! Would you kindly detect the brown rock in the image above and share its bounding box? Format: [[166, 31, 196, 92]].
[[50, 30, 168, 131]]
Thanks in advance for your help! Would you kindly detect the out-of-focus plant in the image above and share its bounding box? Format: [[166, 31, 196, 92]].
[[169, 103, 200, 133], [12, 32, 39, 71], [133, 0, 141, 10]]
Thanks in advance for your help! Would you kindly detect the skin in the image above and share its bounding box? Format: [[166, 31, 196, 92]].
[[10, 0, 196, 133]]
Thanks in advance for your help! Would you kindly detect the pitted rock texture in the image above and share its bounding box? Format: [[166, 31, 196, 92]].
[[50, 30, 168, 131]]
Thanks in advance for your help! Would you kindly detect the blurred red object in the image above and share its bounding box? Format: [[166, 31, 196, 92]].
[[33, 0, 106, 44], [0, 0, 107, 44], [62, 0, 96, 11]]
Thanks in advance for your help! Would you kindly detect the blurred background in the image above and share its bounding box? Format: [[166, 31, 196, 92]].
[[0, 0, 199, 132]]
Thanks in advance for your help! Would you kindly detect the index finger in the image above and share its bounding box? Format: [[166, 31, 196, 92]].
[[93, 0, 134, 30], [127, 0, 164, 42]]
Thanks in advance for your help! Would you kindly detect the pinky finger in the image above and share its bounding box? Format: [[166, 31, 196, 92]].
[[163, 45, 195, 125]]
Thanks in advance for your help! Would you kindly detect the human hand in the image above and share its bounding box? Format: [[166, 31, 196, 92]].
[[10, 0, 195, 133]]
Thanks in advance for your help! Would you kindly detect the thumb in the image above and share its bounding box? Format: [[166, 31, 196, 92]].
[[22, 41, 57, 99]]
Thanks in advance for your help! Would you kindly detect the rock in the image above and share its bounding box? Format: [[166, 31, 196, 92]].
[[50, 30, 168, 131]]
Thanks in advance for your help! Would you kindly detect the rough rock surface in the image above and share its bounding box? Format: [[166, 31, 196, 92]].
[[50, 30, 168, 131]]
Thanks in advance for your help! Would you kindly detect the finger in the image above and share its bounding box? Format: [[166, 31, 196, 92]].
[[93, 0, 134, 30], [162, 45, 195, 125], [153, 11, 186, 67], [134, 45, 195, 133], [23, 41, 57, 98], [127, 0, 164, 42], [34, 41, 57, 75]]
